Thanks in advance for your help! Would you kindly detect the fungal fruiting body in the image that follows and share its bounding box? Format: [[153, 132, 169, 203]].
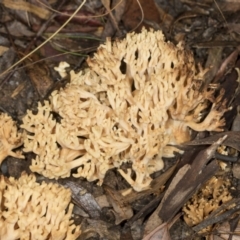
[[21, 29, 227, 191], [0, 113, 24, 165], [0, 173, 81, 239]]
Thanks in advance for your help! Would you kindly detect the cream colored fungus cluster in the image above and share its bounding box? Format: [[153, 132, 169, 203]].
[[183, 176, 232, 231], [0, 173, 81, 240], [20, 29, 227, 192], [0, 113, 24, 165]]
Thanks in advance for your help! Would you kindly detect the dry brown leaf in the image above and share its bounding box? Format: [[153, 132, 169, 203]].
[[26, 60, 54, 98], [143, 223, 171, 240], [101, 0, 121, 35], [104, 186, 133, 224], [0, 46, 9, 56], [122, 0, 161, 31], [2, 0, 50, 20], [0, 21, 35, 37]]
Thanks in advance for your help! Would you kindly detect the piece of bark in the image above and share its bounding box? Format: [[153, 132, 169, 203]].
[[63, 180, 101, 219], [144, 135, 226, 237], [104, 185, 133, 224], [159, 136, 227, 222], [183, 131, 240, 152], [159, 160, 219, 222], [213, 46, 240, 84]]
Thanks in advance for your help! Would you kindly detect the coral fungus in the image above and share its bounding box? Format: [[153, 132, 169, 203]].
[[21, 29, 228, 191]]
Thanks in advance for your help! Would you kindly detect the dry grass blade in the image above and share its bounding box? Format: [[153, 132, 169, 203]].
[[130, 0, 144, 32], [37, 0, 125, 19], [0, 0, 87, 78]]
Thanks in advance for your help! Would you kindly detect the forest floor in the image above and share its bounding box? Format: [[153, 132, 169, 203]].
[[1, 0, 240, 239]]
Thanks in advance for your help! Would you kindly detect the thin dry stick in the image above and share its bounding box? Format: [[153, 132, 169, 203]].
[[101, 0, 121, 35], [0, 0, 86, 78], [213, 0, 228, 25], [24, 0, 68, 54], [36, 0, 125, 19], [130, 0, 144, 32], [213, 0, 237, 41]]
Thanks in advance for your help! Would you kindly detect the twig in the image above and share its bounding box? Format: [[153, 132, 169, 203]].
[[130, 0, 144, 32], [24, 0, 67, 53], [0, 0, 87, 78]]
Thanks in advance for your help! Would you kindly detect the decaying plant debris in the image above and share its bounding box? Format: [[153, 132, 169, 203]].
[[1, 0, 240, 239]]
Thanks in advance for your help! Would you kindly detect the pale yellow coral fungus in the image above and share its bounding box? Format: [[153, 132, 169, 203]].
[[0, 113, 24, 165], [21, 29, 228, 191], [183, 176, 232, 229], [0, 173, 81, 240]]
